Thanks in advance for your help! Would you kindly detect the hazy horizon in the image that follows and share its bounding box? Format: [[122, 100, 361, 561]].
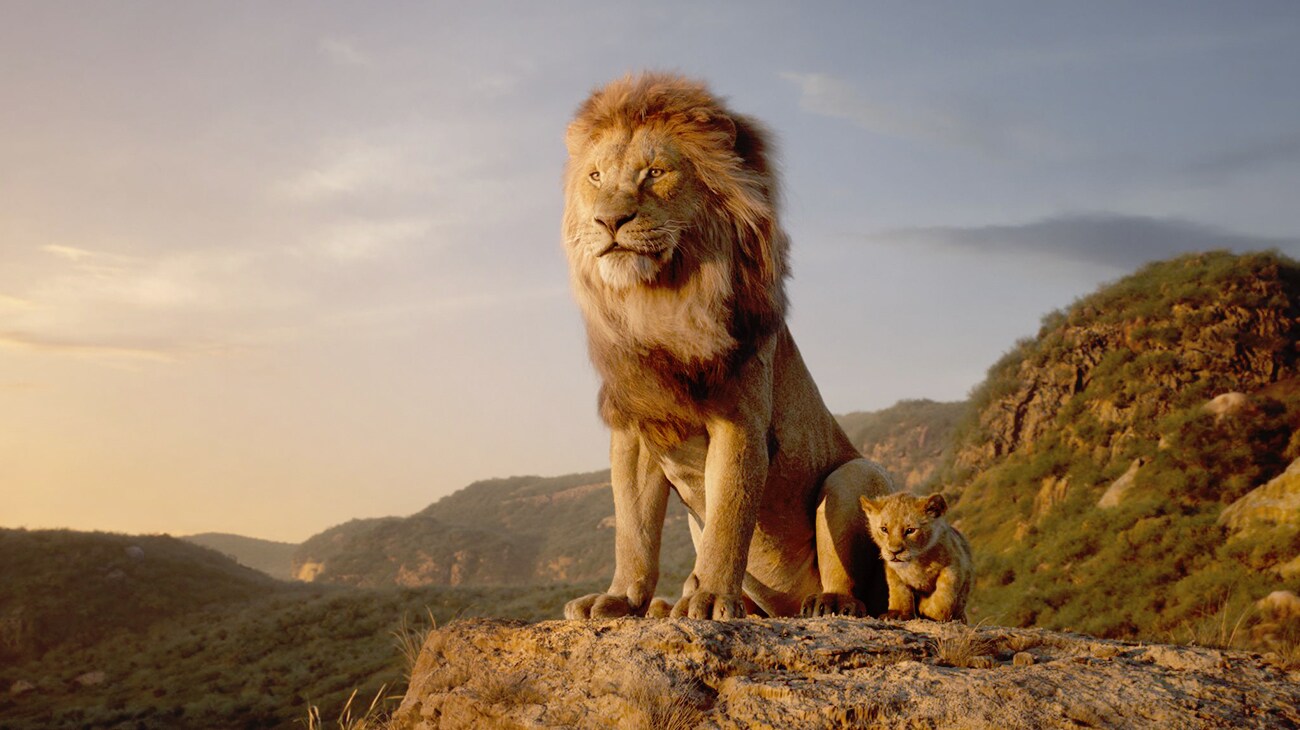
[[3, 2, 1299, 542]]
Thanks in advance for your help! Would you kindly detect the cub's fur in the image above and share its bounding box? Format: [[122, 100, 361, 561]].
[[561, 72, 892, 621], [859, 493, 973, 622]]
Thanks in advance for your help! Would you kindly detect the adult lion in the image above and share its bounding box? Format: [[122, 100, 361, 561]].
[[561, 73, 892, 620]]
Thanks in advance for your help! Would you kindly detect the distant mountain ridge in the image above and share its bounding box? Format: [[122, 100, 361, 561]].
[[182, 532, 298, 581]]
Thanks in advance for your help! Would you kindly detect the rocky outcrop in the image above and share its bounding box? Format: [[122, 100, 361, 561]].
[[1220, 458, 1300, 531], [1097, 458, 1144, 509], [394, 617, 1300, 730], [950, 253, 1299, 479], [838, 400, 965, 490]]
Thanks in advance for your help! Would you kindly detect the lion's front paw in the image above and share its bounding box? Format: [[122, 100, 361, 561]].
[[880, 609, 915, 621], [800, 592, 866, 617], [564, 593, 636, 620], [670, 591, 746, 620]]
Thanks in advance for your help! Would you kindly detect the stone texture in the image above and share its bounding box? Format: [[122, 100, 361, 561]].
[[394, 617, 1300, 730], [1219, 458, 1300, 531], [1097, 458, 1144, 509]]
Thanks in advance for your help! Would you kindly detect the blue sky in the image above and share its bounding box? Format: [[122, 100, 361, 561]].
[[2, 1, 1298, 541]]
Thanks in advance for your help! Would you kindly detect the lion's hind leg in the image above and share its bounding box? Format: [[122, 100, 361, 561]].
[[803, 459, 893, 617]]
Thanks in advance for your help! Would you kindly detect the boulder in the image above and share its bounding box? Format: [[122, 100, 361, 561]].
[[394, 617, 1300, 729]]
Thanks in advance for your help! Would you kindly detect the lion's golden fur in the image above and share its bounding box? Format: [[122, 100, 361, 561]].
[[561, 73, 892, 620]]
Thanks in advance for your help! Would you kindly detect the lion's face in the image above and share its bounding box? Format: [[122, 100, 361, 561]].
[[566, 126, 704, 290], [860, 494, 947, 565]]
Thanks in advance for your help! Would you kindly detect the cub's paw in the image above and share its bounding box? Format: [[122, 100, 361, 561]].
[[564, 593, 636, 620], [800, 592, 866, 617], [670, 591, 746, 620], [880, 609, 916, 621]]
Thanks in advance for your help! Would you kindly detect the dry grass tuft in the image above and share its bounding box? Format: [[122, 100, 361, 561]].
[[305, 685, 396, 730], [930, 627, 996, 669], [615, 674, 707, 730], [473, 670, 546, 708], [392, 608, 439, 678]]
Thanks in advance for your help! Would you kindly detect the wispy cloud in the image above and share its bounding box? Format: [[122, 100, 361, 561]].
[[272, 142, 416, 202], [1187, 132, 1300, 182], [304, 217, 434, 262], [868, 213, 1300, 270], [780, 71, 1071, 159], [318, 36, 372, 68]]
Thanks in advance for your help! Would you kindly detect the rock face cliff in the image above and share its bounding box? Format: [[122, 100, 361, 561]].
[[394, 617, 1300, 730], [837, 400, 964, 490], [946, 251, 1299, 483], [934, 251, 1300, 647]]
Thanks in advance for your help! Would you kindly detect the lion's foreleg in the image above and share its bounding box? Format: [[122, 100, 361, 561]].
[[564, 429, 668, 619], [671, 418, 766, 620]]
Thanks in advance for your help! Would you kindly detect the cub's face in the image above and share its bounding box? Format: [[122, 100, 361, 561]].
[[565, 126, 702, 290], [860, 493, 947, 565]]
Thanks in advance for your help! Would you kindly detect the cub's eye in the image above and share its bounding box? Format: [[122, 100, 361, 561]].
[[647, 167, 665, 178], [879, 526, 888, 534], [904, 528, 917, 536], [588, 171, 601, 183]]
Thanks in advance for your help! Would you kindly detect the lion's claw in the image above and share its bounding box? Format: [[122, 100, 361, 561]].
[[670, 591, 746, 620], [800, 592, 866, 617]]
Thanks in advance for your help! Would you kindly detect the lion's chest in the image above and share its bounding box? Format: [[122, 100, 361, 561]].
[[616, 269, 737, 364]]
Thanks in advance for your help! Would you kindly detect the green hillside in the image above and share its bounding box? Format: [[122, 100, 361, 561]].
[[936, 250, 1300, 653], [181, 532, 298, 581], [0, 529, 281, 664]]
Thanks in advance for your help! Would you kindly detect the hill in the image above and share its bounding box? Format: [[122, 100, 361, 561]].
[[0, 529, 282, 663], [181, 532, 298, 581], [0, 528, 591, 729], [837, 399, 965, 489], [935, 250, 1300, 654], [291, 472, 697, 590]]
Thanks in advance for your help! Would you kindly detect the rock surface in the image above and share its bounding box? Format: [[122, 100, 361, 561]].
[[394, 617, 1300, 729], [1220, 458, 1300, 531]]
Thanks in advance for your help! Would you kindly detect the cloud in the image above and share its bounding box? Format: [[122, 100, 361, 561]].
[[781, 72, 975, 149], [0, 331, 189, 361], [318, 36, 372, 68], [305, 217, 434, 262], [1187, 132, 1300, 182], [867, 213, 1300, 270], [780, 72, 1070, 158], [272, 141, 428, 203]]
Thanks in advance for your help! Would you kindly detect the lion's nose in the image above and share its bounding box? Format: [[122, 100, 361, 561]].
[[595, 212, 636, 236]]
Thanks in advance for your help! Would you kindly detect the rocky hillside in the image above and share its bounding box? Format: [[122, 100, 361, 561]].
[[182, 532, 298, 581], [289, 397, 956, 593], [935, 251, 1300, 653], [837, 399, 964, 489], [0, 529, 281, 662], [291, 472, 697, 589], [394, 616, 1300, 729]]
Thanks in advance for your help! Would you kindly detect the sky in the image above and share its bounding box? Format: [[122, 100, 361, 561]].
[[3, 2, 1299, 543]]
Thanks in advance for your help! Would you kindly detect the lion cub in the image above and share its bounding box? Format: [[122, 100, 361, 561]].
[[859, 493, 972, 622]]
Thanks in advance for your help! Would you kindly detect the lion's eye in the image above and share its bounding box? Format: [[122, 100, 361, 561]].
[[588, 170, 601, 183], [904, 528, 916, 536], [647, 167, 665, 178], [880, 526, 888, 534]]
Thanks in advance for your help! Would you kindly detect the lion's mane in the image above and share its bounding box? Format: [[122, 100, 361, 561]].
[[562, 73, 793, 448]]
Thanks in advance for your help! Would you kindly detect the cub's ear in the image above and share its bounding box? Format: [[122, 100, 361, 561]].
[[858, 496, 879, 516], [922, 494, 948, 518]]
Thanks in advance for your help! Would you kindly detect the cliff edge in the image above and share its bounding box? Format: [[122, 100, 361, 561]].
[[393, 616, 1300, 729]]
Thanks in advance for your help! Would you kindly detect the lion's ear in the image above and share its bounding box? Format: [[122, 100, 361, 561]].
[[922, 494, 947, 518], [692, 110, 737, 147], [859, 496, 878, 516], [565, 120, 594, 157]]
